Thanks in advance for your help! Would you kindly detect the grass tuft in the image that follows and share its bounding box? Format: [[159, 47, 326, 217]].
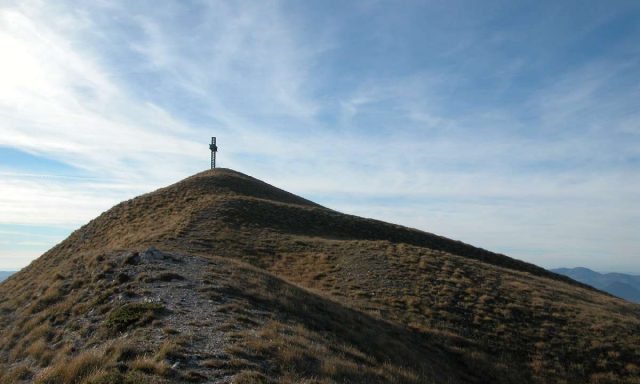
[[33, 349, 106, 384]]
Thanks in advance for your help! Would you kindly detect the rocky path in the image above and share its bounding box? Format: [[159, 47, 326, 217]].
[[109, 247, 252, 383]]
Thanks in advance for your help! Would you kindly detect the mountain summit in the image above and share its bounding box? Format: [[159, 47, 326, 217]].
[[1, 169, 639, 383]]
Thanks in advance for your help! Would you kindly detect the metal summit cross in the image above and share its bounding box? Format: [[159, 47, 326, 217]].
[[209, 137, 218, 169]]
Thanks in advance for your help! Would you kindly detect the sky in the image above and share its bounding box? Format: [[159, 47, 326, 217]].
[[0, 0, 639, 273]]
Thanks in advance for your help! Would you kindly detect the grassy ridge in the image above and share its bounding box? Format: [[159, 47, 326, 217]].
[[1, 168, 638, 383]]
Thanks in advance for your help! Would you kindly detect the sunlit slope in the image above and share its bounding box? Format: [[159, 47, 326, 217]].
[[30, 169, 595, 284]]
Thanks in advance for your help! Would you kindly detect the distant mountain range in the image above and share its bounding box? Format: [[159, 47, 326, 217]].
[[0, 271, 14, 282], [552, 267, 640, 303]]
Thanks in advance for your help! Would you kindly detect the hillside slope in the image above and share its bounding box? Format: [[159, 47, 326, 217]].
[[1, 169, 639, 384]]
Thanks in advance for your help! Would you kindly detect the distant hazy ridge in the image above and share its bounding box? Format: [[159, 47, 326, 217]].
[[553, 267, 640, 303], [0, 272, 14, 282]]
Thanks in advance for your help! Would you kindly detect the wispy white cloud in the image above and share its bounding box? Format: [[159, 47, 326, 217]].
[[0, 0, 331, 268], [0, 3, 205, 181], [0, 175, 138, 226], [0, 0, 638, 273]]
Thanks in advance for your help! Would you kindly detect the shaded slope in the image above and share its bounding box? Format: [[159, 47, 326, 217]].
[[1, 168, 639, 383], [0, 248, 486, 383]]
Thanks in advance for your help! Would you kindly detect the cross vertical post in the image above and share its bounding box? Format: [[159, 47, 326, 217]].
[[209, 137, 218, 169]]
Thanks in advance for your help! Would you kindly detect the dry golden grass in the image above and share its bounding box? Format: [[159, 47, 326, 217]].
[[33, 349, 106, 384], [0, 364, 33, 383], [130, 356, 172, 376], [1, 168, 638, 383], [155, 340, 184, 361], [227, 320, 422, 383]]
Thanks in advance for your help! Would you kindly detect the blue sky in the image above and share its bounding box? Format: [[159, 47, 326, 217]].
[[0, 0, 638, 273]]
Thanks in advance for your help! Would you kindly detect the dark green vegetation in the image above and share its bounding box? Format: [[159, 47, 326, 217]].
[[553, 267, 640, 303], [105, 302, 166, 331], [1, 169, 639, 383]]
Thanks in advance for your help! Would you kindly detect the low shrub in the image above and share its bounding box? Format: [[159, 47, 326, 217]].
[[105, 302, 166, 331]]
